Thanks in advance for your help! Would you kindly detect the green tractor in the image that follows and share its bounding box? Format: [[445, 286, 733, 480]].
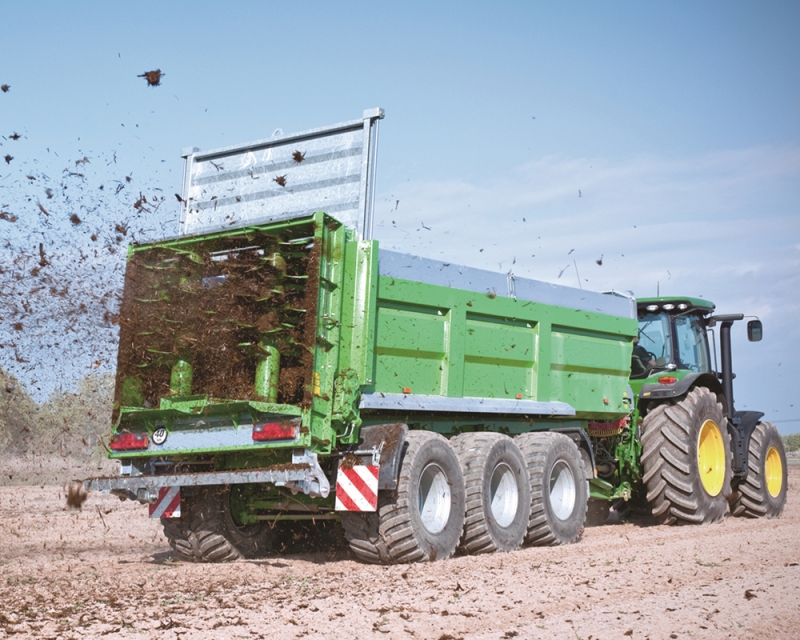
[[590, 296, 788, 525]]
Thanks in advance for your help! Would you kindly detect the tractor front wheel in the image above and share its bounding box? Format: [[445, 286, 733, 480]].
[[641, 387, 731, 525], [730, 421, 788, 518]]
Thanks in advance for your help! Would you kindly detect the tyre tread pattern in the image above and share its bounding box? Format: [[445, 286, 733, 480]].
[[160, 486, 269, 562]]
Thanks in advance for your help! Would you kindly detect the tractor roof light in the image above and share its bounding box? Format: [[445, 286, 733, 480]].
[[662, 303, 675, 311], [109, 432, 149, 451], [678, 303, 689, 310], [646, 304, 659, 312]]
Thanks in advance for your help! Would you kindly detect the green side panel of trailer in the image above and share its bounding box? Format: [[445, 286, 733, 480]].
[[366, 276, 636, 420]]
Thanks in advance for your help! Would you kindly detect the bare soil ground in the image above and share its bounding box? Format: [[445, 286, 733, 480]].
[[1, 465, 798, 640]]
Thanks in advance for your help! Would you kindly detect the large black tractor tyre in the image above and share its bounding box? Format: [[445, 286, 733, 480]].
[[641, 387, 732, 525], [515, 432, 588, 546], [161, 485, 272, 562], [449, 432, 530, 554], [730, 421, 788, 518], [341, 430, 466, 564]]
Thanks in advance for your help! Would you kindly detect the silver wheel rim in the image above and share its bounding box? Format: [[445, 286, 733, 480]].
[[418, 463, 451, 534], [549, 460, 576, 520], [490, 462, 519, 528]]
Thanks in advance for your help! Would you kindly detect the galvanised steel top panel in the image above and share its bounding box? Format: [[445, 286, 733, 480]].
[[179, 109, 384, 239], [359, 394, 575, 416], [378, 250, 636, 319]]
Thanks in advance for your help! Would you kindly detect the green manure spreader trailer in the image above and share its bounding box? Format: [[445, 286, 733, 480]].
[[85, 110, 787, 563]]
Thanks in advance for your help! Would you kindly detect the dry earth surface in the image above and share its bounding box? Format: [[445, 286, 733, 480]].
[[1, 462, 798, 640]]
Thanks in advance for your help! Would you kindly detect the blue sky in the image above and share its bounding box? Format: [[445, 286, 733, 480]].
[[1, 2, 799, 432]]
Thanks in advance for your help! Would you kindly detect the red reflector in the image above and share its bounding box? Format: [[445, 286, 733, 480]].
[[516, 394, 523, 399], [252, 422, 296, 441], [658, 376, 678, 385], [403, 388, 411, 394], [109, 432, 148, 451]]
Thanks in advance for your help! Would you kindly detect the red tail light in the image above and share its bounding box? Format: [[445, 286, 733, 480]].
[[658, 376, 678, 385], [252, 422, 297, 441], [110, 432, 149, 451]]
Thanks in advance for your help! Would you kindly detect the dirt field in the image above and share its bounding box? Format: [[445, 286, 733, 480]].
[[1, 465, 798, 640]]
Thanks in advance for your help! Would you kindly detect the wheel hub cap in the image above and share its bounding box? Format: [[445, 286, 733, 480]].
[[765, 446, 783, 498], [697, 419, 725, 496], [549, 460, 576, 521], [418, 463, 451, 534], [489, 463, 518, 528]]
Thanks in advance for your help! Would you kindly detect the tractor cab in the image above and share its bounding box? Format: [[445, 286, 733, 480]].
[[631, 297, 715, 380]]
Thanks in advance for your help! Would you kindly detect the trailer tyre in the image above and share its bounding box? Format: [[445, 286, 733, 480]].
[[341, 430, 465, 563], [516, 432, 588, 546], [730, 422, 787, 518], [450, 432, 530, 553], [162, 485, 271, 562], [641, 387, 731, 525]]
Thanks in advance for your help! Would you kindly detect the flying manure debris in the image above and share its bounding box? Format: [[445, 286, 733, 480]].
[[137, 69, 164, 87]]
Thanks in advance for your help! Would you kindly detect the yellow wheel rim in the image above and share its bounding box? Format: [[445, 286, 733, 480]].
[[765, 446, 783, 498], [697, 419, 726, 496]]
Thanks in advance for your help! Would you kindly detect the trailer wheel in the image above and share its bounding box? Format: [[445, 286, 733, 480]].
[[341, 430, 465, 563], [449, 432, 530, 553], [161, 485, 271, 562], [730, 421, 788, 518], [515, 432, 588, 545], [641, 387, 731, 525]]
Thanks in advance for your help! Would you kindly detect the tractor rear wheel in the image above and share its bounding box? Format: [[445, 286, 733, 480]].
[[341, 430, 465, 563], [450, 432, 530, 553], [641, 387, 732, 525], [516, 432, 587, 546], [730, 421, 788, 518], [161, 485, 272, 562]]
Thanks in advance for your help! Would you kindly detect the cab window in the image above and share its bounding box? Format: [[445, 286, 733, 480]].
[[633, 312, 673, 377], [674, 315, 710, 373]]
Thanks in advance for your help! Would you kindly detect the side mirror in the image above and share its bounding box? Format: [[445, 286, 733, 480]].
[[747, 319, 763, 342]]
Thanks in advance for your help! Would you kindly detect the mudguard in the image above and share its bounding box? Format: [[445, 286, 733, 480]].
[[639, 372, 722, 405], [358, 423, 409, 491]]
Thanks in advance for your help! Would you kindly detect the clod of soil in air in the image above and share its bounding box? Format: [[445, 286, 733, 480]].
[[65, 481, 88, 509], [138, 69, 164, 86]]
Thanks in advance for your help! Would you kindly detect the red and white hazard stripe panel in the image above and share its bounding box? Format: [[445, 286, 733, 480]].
[[148, 486, 181, 519], [335, 465, 379, 512]]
